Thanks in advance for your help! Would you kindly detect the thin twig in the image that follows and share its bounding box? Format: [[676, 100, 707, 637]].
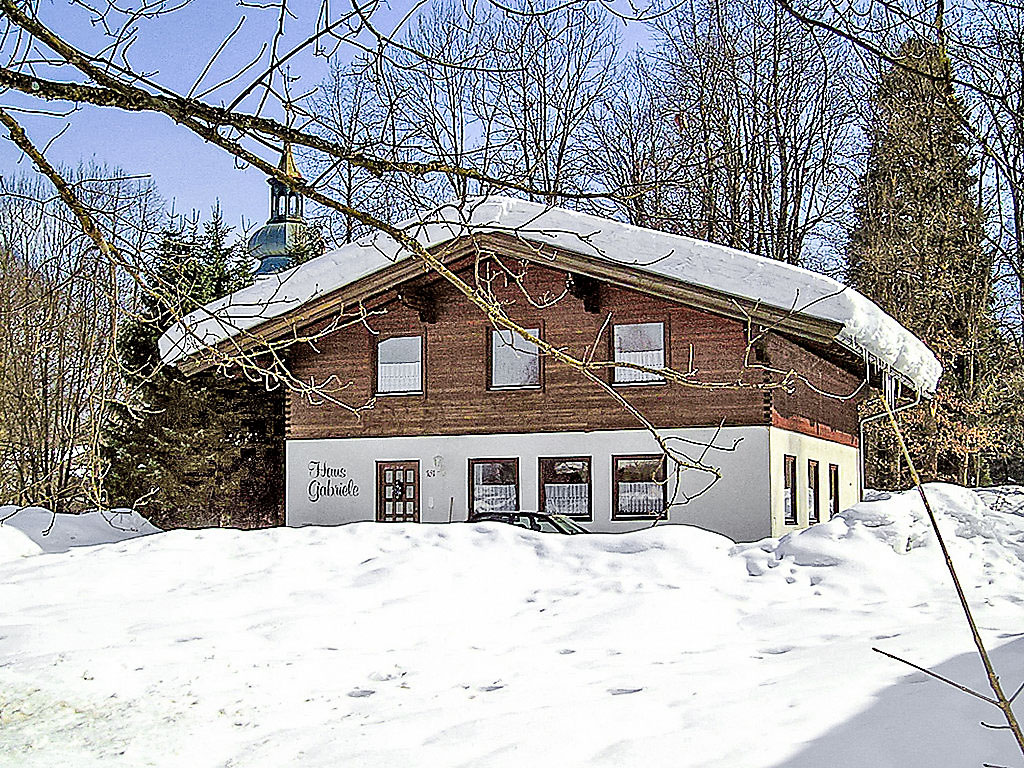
[[871, 646, 996, 704]]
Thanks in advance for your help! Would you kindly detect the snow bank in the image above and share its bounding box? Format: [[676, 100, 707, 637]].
[[0, 506, 160, 554], [0, 522, 42, 562], [739, 483, 1024, 602], [1, 484, 1021, 767], [158, 197, 941, 394]]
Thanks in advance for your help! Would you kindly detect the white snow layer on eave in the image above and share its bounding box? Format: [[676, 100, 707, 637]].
[[158, 196, 942, 394]]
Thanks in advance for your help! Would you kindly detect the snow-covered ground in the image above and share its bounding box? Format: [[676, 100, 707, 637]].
[[0, 506, 159, 557], [1, 484, 1022, 767]]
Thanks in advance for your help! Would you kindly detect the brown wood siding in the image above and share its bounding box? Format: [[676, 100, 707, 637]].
[[285, 258, 859, 442], [766, 332, 862, 445]]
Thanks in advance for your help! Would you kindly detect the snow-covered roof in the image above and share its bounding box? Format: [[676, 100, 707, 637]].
[[158, 196, 942, 394]]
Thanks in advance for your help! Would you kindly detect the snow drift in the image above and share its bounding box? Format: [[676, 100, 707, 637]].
[[1, 484, 1021, 767], [0, 506, 159, 560]]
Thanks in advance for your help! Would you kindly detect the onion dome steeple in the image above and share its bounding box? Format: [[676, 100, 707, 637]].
[[247, 143, 309, 275]]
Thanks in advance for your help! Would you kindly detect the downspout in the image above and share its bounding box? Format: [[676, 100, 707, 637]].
[[858, 389, 922, 500]]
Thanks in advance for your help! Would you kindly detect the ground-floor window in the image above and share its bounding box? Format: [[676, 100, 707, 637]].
[[808, 459, 820, 524], [538, 457, 591, 520], [784, 454, 797, 525], [612, 455, 666, 519], [468, 458, 519, 514], [829, 463, 840, 518]]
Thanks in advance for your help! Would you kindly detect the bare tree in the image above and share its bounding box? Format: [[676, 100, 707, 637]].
[[307, 57, 399, 245], [308, 0, 620, 222], [485, 0, 620, 201], [649, 0, 858, 267], [583, 53, 694, 230], [0, 167, 163, 511]]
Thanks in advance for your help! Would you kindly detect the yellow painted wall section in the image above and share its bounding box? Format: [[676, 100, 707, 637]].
[[768, 427, 859, 537]]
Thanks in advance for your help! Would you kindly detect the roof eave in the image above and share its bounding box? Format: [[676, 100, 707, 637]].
[[170, 232, 848, 376]]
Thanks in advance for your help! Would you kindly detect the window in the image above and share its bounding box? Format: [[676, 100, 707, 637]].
[[613, 322, 665, 384], [783, 455, 797, 525], [539, 457, 591, 520], [808, 459, 820, 524], [469, 458, 519, 514], [612, 455, 666, 518], [829, 464, 840, 519], [376, 335, 423, 394], [490, 328, 541, 389]]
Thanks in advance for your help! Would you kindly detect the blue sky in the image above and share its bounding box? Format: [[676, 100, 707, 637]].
[[0, 2, 651, 238], [0, 1, 337, 234]]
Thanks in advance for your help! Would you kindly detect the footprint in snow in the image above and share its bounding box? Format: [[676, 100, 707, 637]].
[[608, 687, 643, 696], [368, 668, 405, 682], [479, 684, 505, 692], [759, 646, 793, 655], [558, 649, 576, 655], [347, 689, 375, 698]]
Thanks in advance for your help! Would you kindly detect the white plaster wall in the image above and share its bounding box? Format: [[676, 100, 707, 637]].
[[767, 426, 859, 537], [285, 426, 773, 542]]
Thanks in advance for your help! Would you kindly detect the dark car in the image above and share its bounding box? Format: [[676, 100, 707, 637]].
[[468, 511, 589, 534]]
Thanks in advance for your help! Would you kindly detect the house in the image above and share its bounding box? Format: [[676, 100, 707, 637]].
[[159, 196, 940, 542]]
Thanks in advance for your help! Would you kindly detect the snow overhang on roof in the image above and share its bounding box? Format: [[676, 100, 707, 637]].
[[158, 196, 942, 396]]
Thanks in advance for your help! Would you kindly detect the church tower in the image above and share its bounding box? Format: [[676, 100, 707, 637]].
[[247, 144, 309, 275]]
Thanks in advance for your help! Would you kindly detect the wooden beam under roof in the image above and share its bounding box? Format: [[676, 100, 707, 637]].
[[175, 232, 846, 375]]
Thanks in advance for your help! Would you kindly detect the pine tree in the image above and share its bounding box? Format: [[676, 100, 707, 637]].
[[104, 211, 285, 528], [848, 37, 997, 486]]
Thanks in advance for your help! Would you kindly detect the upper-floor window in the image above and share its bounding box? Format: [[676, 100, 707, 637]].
[[612, 454, 666, 519], [490, 328, 541, 389], [539, 456, 591, 520], [376, 335, 423, 394], [613, 322, 665, 384]]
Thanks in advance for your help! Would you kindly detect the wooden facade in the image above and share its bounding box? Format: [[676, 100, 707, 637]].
[[282, 241, 864, 446]]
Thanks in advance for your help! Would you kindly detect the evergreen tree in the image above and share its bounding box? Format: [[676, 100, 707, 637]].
[[848, 37, 998, 486], [104, 210, 285, 528]]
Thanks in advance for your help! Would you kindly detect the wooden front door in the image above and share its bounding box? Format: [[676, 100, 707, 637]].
[[376, 461, 420, 523]]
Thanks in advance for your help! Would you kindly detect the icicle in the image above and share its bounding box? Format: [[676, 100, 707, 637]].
[[883, 369, 896, 410]]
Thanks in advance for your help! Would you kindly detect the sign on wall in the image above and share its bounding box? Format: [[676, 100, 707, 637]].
[[306, 460, 360, 504]]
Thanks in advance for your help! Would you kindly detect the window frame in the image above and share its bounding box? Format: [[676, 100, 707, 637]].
[[538, 456, 593, 521], [828, 463, 840, 519], [487, 324, 544, 391], [783, 454, 798, 525], [373, 333, 425, 396], [808, 459, 820, 524], [610, 320, 669, 386], [611, 454, 668, 520], [468, 457, 520, 515]]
